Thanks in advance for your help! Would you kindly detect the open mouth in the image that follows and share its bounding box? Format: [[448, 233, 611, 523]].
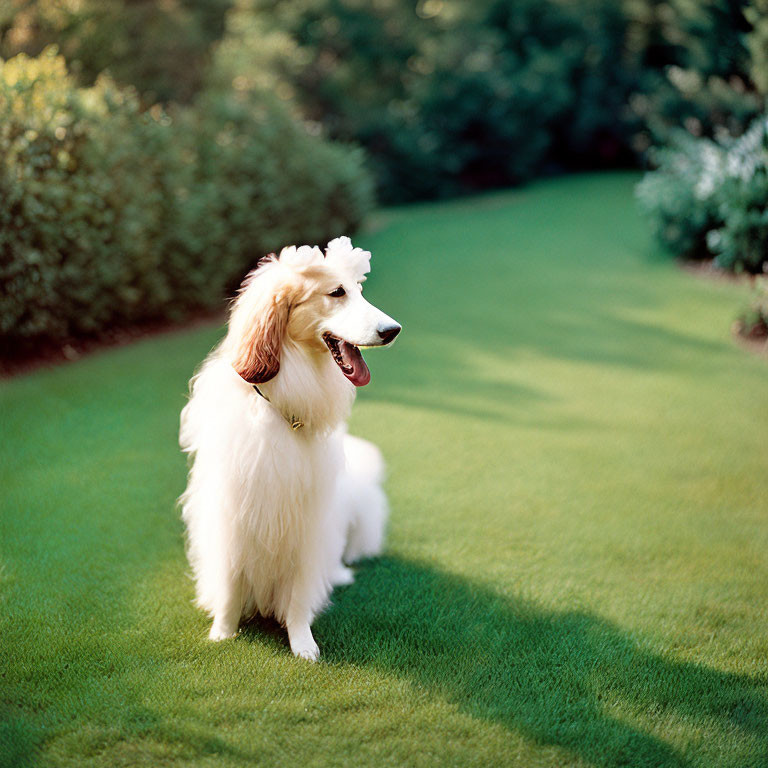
[[322, 333, 371, 387]]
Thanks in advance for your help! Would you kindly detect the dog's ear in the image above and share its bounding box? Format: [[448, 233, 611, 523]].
[[231, 295, 287, 384]]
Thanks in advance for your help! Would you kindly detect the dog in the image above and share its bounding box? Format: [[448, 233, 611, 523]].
[[179, 237, 400, 660]]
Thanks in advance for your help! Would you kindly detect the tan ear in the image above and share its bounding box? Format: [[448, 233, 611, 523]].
[[231, 296, 287, 384]]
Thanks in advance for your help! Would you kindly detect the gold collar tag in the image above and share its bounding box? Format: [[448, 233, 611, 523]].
[[252, 384, 304, 431]]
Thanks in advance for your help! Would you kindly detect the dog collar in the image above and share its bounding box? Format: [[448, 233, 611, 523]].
[[252, 384, 304, 431]]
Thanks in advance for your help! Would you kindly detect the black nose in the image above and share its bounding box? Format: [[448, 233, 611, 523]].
[[378, 324, 401, 345]]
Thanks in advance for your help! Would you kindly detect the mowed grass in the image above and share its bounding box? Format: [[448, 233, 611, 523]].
[[2, 173, 768, 768]]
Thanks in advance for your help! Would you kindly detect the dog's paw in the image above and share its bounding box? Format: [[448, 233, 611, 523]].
[[209, 623, 238, 641], [331, 565, 355, 587], [292, 639, 320, 662], [287, 622, 319, 661]]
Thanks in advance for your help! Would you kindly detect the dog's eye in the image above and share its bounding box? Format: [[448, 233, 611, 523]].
[[328, 286, 346, 298]]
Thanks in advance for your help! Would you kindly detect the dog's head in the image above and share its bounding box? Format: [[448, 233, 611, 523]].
[[228, 237, 400, 387]]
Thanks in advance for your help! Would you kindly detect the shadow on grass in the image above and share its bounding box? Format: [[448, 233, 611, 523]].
[[314, 557, 768, 768], [5, 559, 766, 768]]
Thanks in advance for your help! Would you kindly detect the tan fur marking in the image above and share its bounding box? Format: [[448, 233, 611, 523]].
[[232, 295, 287, 383]]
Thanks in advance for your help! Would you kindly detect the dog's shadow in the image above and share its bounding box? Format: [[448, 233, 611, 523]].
[[284, 557, 768, 768]]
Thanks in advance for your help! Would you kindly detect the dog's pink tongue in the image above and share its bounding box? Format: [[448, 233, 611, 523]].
[[339, 341, 370, 387]]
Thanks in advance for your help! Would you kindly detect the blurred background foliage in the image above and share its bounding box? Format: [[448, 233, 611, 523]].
[[636, 115, 768, 273], [1, 0, 766, 351], [235, 0, 763, 200]]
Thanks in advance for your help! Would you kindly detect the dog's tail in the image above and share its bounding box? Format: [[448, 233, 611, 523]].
[[341, 434, 389, 563]]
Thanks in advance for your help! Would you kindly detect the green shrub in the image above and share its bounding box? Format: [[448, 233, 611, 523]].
[[0, 47, 374, 352], [171, 87, 373, 297], [637, 114, 768, 274], [190, 16, 374, 271], [735, 276, 768, 341], [707, 117, 768, 273], [0, 49, 186, 344], [623, 0, 761, 147], [245, 0, 640, 202], [745, 0, 768, 95], [218, 0, 763, 203], [0, 0, 232, 103]]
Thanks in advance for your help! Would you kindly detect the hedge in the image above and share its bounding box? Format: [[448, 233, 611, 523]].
[[0, 47, 374, 353]]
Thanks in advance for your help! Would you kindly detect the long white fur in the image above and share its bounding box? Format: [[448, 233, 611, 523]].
[[179, 238, 398, 661]]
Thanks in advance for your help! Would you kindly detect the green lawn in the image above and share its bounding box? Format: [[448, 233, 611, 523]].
[[2, 173, 767, 768]]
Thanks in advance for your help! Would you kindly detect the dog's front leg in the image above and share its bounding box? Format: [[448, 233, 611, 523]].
[[209, 569, 242, 641], [285, 583, 320, 661], [286, 617, 319, 661]]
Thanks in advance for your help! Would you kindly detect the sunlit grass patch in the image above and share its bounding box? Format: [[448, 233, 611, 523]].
[[2, 173, 767, 768]]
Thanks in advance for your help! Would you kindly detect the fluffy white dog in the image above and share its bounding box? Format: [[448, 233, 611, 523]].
[[179, 237, 400, 660]]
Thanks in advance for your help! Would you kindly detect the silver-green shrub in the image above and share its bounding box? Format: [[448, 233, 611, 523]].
[[636, 114, 768, 274]]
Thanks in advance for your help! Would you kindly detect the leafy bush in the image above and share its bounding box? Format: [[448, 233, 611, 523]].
[[0, 0, 232, 103], [637, 114, 768, 274], [635, 133, 724, 260], [170, 88, 373, 300], [224, 0, 765, 203], [0, 47, 373, 352], [745, 0, 768, 95], [240, 0, 643, 202], [735, 276, 768, 341], [623, 0, 761, 147], [707, 117, 768, 273], [0, 50, 185, 344]]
